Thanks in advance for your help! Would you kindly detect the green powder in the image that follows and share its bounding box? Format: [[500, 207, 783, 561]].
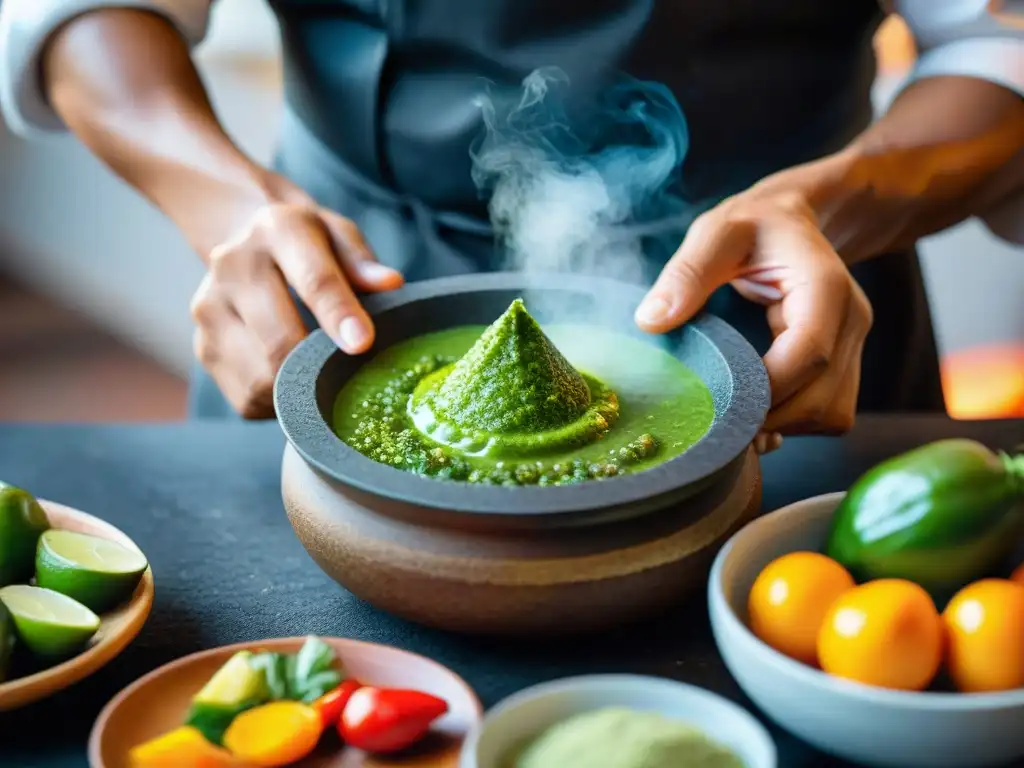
[[509, 708, 745, 768]]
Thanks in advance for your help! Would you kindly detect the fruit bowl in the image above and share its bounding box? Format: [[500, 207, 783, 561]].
[[708, 493, 1024, 768], [274, 272, 770, 635]]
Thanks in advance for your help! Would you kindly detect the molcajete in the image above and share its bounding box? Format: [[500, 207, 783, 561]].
[[274, 272, 770, 635]]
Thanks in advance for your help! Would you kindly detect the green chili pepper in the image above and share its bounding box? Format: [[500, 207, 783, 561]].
[[825, 439, 1024, 599]]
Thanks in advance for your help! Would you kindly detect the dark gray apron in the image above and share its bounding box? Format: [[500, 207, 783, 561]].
[[189, 0, 945, 419]]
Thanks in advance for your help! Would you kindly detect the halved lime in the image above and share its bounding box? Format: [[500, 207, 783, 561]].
[[0, 483, 50, 586], [0, 584, 100, 659], [35, 529, 148, 613]]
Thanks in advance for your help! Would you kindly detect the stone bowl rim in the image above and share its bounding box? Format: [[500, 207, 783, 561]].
[[274, 271, 769, 517]]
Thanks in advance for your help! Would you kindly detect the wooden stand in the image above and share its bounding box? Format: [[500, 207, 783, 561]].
[[283, 444, 763, 636]]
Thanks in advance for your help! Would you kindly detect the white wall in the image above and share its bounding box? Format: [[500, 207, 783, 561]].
[[0, 2, 1020, 379], [0, 0, 282, 377]]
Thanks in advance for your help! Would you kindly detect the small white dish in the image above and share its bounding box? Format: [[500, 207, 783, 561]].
[[709, 492, 1024, 768], [460, 673, 776, 768]]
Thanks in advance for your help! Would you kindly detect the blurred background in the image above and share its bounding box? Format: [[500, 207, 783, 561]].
[[0, 3, 1021, 422]]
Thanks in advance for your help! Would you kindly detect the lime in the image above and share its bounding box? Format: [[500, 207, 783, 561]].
[[194, 651, 270, 708], [0, 483, 50, 586], [35, 529, 148, 613], [187, 650, 271, 744], [0, 601, 15, 682], [0, 584, 100, 659]]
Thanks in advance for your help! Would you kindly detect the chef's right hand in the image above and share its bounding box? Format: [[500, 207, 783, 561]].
[[189, 183, 404, 419]]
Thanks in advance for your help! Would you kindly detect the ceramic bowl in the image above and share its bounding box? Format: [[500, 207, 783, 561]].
[[459, 674, 776, 768], [0, 500, 154, 711], [708, 492, 1024, 768], [274, 272, 770, 635], [89, 636, 483, 768]]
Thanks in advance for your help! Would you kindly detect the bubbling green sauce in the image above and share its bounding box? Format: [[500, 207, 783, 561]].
[[332, 300, 715, 486]]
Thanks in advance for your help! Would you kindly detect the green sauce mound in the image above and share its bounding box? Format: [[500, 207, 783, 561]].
[[424, 298, 592, 433], [510, 708, 745, 768], [409, 299, 620, 458], [333, 301, 721, 486]]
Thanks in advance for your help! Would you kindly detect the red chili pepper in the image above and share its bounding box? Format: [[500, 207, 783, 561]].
[[312, 679, 362, 728], [338, 687, 449, 754]]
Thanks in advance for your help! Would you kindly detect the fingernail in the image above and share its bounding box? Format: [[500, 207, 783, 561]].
[[338, 316, 371, 352], [635, 295, 671, 326], [754, 431, 784, 455], [358, 262, 400, 282]]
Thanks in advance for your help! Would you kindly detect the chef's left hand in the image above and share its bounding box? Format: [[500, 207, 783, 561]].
[[635, 175, 873, 442]]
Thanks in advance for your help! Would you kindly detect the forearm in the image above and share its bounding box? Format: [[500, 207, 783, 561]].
[[43, 9, 277, 258], [816, 75, 1024, 263]]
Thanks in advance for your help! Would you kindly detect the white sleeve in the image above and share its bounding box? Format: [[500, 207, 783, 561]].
[[894, 0, 1024, 244], [0, 0, 214, 137]]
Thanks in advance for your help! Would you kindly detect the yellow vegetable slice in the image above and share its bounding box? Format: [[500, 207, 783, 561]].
[[223, 701, 322, 767], [129, 725, 239, 768]]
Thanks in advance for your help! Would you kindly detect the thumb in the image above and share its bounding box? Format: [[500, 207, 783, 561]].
[[635, 215, 754, 333], [319, 210, 404, 293]]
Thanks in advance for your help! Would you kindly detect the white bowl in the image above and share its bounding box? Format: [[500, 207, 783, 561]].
[[708, 492, 1024, 768], [460, 674, 776, 768]]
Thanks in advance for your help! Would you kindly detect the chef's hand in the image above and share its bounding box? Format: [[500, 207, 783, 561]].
[[635, 175, 873, 443], [189, 176, 403, 418]]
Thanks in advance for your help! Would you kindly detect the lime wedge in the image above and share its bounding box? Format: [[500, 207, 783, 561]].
[[35, 529, 148, 613], [0, 584, 100, 659], [187, 650, 271, 744], [194, 651, 269, 707], [0, 483, 50, 586]]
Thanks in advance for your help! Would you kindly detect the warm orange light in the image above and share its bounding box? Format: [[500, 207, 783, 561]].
[[873, 15, 917, 74], [941, 345, 1024, 420]]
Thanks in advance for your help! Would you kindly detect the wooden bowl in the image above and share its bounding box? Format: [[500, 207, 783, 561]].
[[89, 636, 484, 768], [275, 273, 769, 635], [0, 500, 154, 711]]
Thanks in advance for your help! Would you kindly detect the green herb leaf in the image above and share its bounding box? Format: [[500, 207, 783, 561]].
[[298, 670, 344, 703], [186, 700, 263, 746], [294, 636, 335, 679], [286, 636, 344, 702], [248, 637, 344, 703], [248, 651, 289, 701]]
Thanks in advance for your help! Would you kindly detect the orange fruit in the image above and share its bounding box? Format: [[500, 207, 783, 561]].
[[943, 578, 1024, 693], [817, 579, 942, 691], [1010, 563, 1024, 587], [747, 551, 855, 665]]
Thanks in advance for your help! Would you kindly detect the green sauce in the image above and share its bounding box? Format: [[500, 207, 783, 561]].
[[332, 301, 715, 486], [409, 300, 622, 459], [424, 298, 593, 434]]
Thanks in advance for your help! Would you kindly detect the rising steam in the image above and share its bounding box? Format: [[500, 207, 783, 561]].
[[470, 66, 694, 288]]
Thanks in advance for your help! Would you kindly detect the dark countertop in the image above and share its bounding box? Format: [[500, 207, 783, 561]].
[[0, 416, 1021, 768]]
